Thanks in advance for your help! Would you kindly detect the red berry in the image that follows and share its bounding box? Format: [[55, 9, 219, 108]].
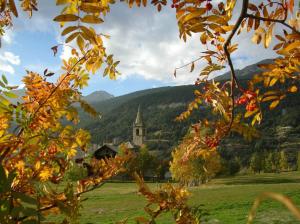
[[244, 90, 257, 100], [206, 2, 212, 10], [246, 103, 257, 111], [175, 4, 179, 8], [205, 96, 212, 103], [237, 96, 248, 105], [171, 4, 175, 8]]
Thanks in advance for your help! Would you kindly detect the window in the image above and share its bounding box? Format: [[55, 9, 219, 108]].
[[136, 129, 139, 136]]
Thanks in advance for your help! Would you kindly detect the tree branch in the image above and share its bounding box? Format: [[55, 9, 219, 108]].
[[223, 0, 249, 132], [0, 53, 87, 163], [246, 13, 300, 35], [17, 182, 106, 222]]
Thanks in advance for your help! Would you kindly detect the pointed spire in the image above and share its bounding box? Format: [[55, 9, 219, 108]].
[[135, 105, 143, 125]]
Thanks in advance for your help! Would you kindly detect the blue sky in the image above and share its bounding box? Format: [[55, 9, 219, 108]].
[[0, 1, 277, 96]]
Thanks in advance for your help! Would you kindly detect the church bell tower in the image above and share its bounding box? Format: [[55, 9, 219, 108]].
[[133, 105, 146, 146]]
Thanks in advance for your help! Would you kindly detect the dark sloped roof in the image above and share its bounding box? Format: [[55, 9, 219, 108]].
[[93, 144, 118, 160]]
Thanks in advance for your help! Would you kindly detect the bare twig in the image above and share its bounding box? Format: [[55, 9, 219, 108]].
[[174, 56, 203, 71], [247, 192, 300, 224]]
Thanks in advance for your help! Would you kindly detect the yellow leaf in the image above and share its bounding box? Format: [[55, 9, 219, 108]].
[[79, 3, 102, 13], [200, 32, 207, 44], [80, 15, 104, 24], [56, 0, 68, 5], [68, 148, 77, 158], [35, 161, 41, 171], [190, 62, 195, 72], [269, 100, 280, 110], [53, 14, 79, 22], [269, 78, 278, 87], [288, 85, 298, 93], [252, 28, 263, 44], [182, 9, 207, 23], [264, 25, 273, 48], [15, 160, 25, 171], [65, 32, 80, 43], [61, 26, 78, 36], [245, 108, 259, 118], [9, 0, 18, 17], [283, 41, 300, 52], [77, 35, 85, 52], [261, 95, 278, 102], [39, 168, 52, 182]]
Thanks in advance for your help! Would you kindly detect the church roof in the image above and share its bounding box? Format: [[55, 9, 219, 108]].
[[124, 141, 136, 149], [134, 105, 143, 125]]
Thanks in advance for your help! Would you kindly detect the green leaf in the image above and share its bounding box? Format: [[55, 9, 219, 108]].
[[0, 164, 7, 192], [0, 95, 11, 106], [3, 91, 17, 98], [2, 75, 7, 84], [0, 80, 5, 88], [12, 192, 37, 205]]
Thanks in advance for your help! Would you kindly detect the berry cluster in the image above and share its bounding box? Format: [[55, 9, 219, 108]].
[[195, 78, 201, 85], [171, 0, 212, 10], [205, 136, 219, 148], [258, 2, 264, 10], [236, 90, 258, 111], [205, 0, 213, 11], [196, 0, 212, 10], [171, 0, 179, 8]]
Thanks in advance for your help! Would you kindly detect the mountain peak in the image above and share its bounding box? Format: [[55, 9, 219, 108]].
[[215, 58, 274, 81], [83, 90, 114, 103]]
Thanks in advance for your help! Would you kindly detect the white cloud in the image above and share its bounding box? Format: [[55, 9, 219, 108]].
[[2, 29, 14, 45], [0, 51, 21, 74], [26, 2, 279, 85], [18, 83, 25, 89], [0, 51, 21, 65], [96, 4, 277, 85], [60, 44, 72, 61], [0, 62, 14, 74], [99, 5, 205, 85]]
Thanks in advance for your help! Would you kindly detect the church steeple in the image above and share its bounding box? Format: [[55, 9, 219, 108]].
[[135, 105, 143, 125], [133, 105, 146, 146]]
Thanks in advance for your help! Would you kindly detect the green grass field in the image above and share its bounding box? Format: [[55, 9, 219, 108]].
[[53, 172, 300, 224]]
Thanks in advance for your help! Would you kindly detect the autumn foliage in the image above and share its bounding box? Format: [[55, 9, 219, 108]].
[[0, 0, 299, 223]]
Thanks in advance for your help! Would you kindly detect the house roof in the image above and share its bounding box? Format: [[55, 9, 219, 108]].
[[93, 144, 119, 160], [100, 144, 119, 153]]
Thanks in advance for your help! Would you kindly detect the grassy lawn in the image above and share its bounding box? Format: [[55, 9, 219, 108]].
[[52, 172, 300, 224]]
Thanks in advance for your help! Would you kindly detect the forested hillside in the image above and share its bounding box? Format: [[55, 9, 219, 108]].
[[78, 59, 300, 161]]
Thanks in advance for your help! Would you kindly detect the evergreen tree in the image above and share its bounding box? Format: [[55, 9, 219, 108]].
[[249, 153, 263, 173], [264, 152, 273, 173], [297, 151, 300, 171], [279, 150, 289, 172]]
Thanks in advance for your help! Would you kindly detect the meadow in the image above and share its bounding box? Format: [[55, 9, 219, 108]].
[[51, 172, 300, 224]]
